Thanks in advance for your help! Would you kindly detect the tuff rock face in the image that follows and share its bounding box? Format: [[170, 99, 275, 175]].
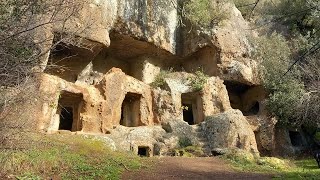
[[28, 0, 283, 156], [201, 110, 259, 154]]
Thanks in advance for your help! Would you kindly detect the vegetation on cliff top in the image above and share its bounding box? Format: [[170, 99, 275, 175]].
[[242, 0, 319, 128], [182, 0, 319, 128], [183, 0, 230, 27]]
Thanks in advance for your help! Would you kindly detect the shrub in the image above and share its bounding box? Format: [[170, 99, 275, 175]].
[[150, 68, 173, 89], [178, 136, 193, 148], [151, 71, 167, 88], [296, 51, 320, 127], [268, 0, 319, 36], [188, 70, 209, 91], [253, 33, 305, 127], [183, 0, 230, 27]]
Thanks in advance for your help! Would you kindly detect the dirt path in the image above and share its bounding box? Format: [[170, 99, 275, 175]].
[[122, 157, 273, 180]]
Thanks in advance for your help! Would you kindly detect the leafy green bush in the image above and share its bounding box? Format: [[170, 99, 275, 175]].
[[151, 68, 173, 89], [244, 0, 319, 127], [183, 0, 229, 27], [188, 70, 209, 91], [178, 136, 193, 148], [268, 0, 319, 36], [253, 33, 304, 127], [151, 71, 167, 88]]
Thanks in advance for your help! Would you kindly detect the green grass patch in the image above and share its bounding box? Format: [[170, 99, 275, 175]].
[[274, 159, 320, 179], [0, 133, 144, 179], [222, 149, 320, 179]]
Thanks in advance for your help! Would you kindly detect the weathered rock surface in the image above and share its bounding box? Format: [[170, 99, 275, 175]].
[[107, 126, 166, 156], [218, 59, 260, 85], [180, 3, 259, 85], [202, 77, 232, 116], [36, 0, 260, 86], [201, 109, 259, 153], [25, 0, 282, 157]]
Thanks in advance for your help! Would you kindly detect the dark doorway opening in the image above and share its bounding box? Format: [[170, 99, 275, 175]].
[[244, 102, 260, 116], [181, 92, 202, 124], [59, 107, 73, 130], [224, 81, 262, 116], [182, 104, 194, 125], [289, 131, 303, 147], [138, 146, 150, 157], [57, 91, 83, 132], [120, 92, 142, 127]]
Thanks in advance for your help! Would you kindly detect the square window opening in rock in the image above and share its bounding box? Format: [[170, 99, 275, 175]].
[[120, 92, 142, 127], [57, 91, 83, 131], [138, 146, 150, 157], [181, 92, 202, 125]]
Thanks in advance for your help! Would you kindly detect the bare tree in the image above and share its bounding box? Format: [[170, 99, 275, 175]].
[[0, 0, 96, 150], [297, 51, 320, 127]]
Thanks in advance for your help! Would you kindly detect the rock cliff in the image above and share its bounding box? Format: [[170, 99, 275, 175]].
[[31, 0, 278, 156]]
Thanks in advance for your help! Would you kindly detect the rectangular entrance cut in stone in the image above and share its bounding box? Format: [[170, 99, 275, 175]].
[[138, 146, 150, 157], [120, 92, 142, 127], [57, 91, 83, 131], [181, 92, 202, 125]]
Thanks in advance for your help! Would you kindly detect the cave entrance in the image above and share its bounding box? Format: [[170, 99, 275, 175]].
[[57, 91, 83, 131], [138, 146, 150, 157], [224, 81, 260, 116], [120, 92, 142, 127], [181, 92, 202, 125], [289, 131, 304, 147]]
